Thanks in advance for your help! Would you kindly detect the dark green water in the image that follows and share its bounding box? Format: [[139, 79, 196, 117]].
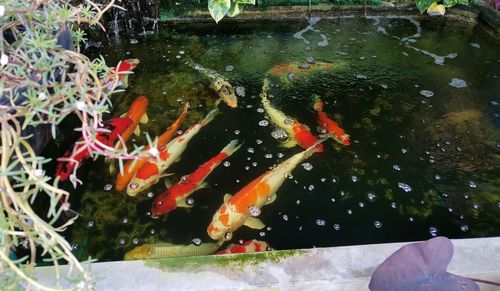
[[60, 16, 499, 261]]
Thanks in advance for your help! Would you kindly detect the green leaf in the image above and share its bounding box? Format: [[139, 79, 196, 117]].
[[415, 0, 435, 13], [442, 0, 468, 7], [208, 0, 232, 23], [234, 0, 256, 4], [228, 3, 244, 17]]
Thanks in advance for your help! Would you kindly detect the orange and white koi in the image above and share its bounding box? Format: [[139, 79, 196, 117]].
[[215, 240, 270, 255], [103, 59, 140, 91], [312, 95, 350, 145], [207, 140, 324, 241], [118, 95, 149, 142], [55, 117, 132, 182], [126, 108, 218, 196], [261, 79, 323, 152], [115, 103, 189, 191], [151, 139, 242, 218], [188, 62, 237, 108]]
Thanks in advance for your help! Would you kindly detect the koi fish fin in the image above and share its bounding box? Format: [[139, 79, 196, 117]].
[[120, 113, 127, 118], [265, 193, 277, 205], [175, 156, 181, 163], [177, 198, 193, 208], [280, 139, 297, 148], [133, 126, 141, 136], [122, 75, 129, 88], [221, 139, 243, 156], [140, 113, 148, 124], [160, 173, 175, 179], [109, 162, 117, 175], [196, 182, 208, 191], [164, 179, 173, 188], [223, 193, 232, 202], [215, 99, 222, 107], [244, 217, 265, 230]]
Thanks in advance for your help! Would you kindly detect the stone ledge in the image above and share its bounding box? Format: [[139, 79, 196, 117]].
[[35, 237, 500, 290]]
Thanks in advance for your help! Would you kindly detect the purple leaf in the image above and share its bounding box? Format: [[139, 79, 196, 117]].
[[369, 236, 479, 291]]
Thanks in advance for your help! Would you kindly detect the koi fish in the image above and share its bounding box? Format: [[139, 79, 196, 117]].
[[261, 79, 323, 152], [151, 139, 242, 218], [118, 95, 149, 142], [107, 96, 149, 174], [126, 108, 219, 196], [115, 103, 189, 191], [312, 95, 350, 146], [188, 62, 237, 108], [103, 59, 140, 91], [215, 240, 270, 255], [124, 242, 220, 260], [207, 140, 324, 242], [55, 117, 132, 182]]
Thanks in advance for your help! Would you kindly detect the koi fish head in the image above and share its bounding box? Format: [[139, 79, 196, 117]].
[[118, 59, 140, 72], [334, 133, 350, 146], [312, 95, 324, 112], [151, 194, 177, 217], [207, 203, 243, 242], [210, 78, 237, 108], [127, 163, 159, 196]]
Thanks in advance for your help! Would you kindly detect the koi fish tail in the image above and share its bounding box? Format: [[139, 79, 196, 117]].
[[221, 139, 243, 157], [312, 95, 324, 112], [200, 108, 219, 126]]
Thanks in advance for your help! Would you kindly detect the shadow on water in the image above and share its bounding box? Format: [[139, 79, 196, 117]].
[[48, 16, 500, 261]]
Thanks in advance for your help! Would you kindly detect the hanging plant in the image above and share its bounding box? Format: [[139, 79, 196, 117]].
[[208, 0, 256, 23]]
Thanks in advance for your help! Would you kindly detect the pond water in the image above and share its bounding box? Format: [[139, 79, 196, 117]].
[[52, 16, 500, 261]]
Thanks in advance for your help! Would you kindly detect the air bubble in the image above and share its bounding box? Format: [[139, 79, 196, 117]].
[[316, 219, 326, 226], [420, 90, 434, 98], [257, 108, 265, 113], [401, 148, 407, 154], [118, 238, 126, 245], [252, 162, 258, 167], [468, 181, 477, 188], [132, 238, 140, 245], [147, 192, 154, 198], [181, 175, 189, 182], [331, 198, 336, 203], [374, 221, 382, 228], [409, 217, 414, 222], [398, 183, 412, 192], [234, 130, 240, 135], [247, 147, 255, 154], [71, 243, 79, 251], [391, 202, 397, 209], [302, 162, 313, 171], [264, 153, 273, 159], [282, 214, 289, 221], [192, 238, 202, 246], [86, 221, 94, 228], [223, 161, 231, 167], [271, 129, 288, 140], [333, 224, 341, 231], [434, 175, 441, 180], [186, 198, 194, 205], [359, 202, 365, 208], [259, 120, 269, 127], [351, 176, 358, 183], [104, 184, 112, 191], [277, 153, 284, 158], [347, 209, 353, 215], [392, 165, 401, 171], [308, 185, 315, 191], [367, 192, 377, 202], [248, 205, 261, 217], [226, 65, 234, 72], [473, 203, 480, 210], [150, 229, 156, 235], [256, 139, 263, 144], [122, 218, 128, 224], [296, 200, 301, 205]]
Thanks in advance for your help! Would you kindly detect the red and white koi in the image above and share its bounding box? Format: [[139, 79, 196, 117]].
[[312, 95, 350, 145], [216, 240, 270, 255], [151, 139, 242, 218], [207, 140, 324, 241], [102, 59, 140, 91], [55, 117, 132, 182], [126, 108, 219, 196], [261, 79, 324, 152]]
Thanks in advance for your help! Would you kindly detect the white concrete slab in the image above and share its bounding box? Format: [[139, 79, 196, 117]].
[[35, 237, 500, 290]]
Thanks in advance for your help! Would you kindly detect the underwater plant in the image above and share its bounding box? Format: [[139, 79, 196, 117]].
[[0, 0, 147, 289]]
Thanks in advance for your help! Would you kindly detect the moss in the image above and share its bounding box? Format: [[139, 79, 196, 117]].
[[144, 248, 304, 271]]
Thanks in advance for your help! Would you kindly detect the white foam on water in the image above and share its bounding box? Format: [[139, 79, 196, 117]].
[[317, 34, 329, 47], [293, 16, 332, 47], [406, 44, 457, 65], [449, 78, 468, 88]]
